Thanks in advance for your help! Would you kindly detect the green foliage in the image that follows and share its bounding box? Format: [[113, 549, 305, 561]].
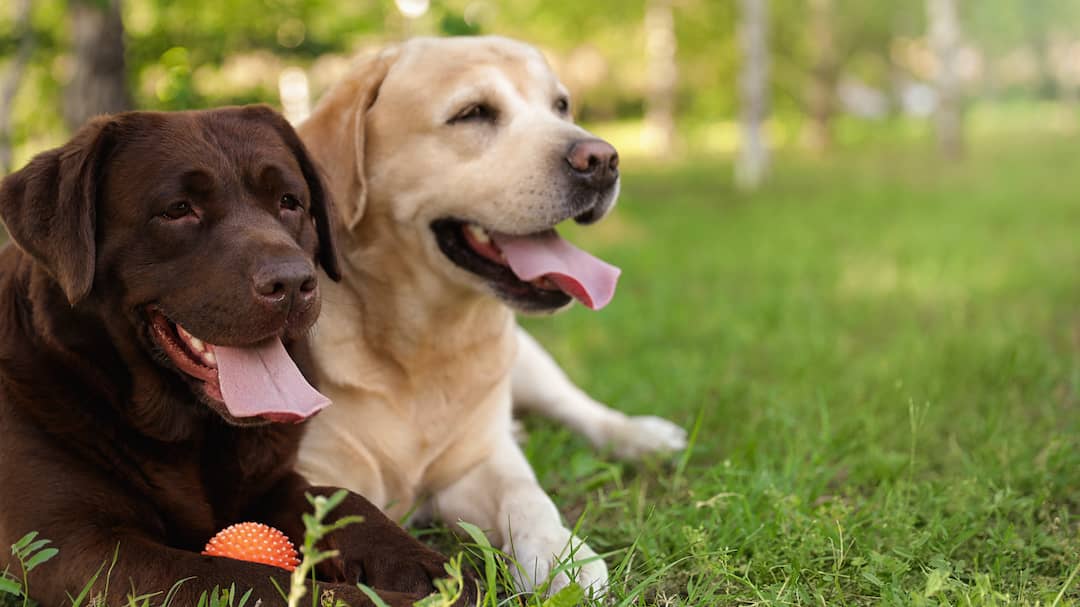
[[0, 111, 1079, 606], [538, 584, 583, 607], [195, 585, 255, 607], [285, 490, 364, 607], [515, 123, 1080, 605], [3, 0, 1080, 167], [456, 522, 501, 605], [10, 532, 57, 574], [0, 531, 58, 607], [354, 584, 392, 607], [409, 555, 469, 607], [0, 577, 21, 602], [66, 551, 113, 607]]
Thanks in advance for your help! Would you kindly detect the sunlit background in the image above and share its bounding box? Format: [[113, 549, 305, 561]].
[[2, 0, 1079, 172], [2, 3, 1080, 604]]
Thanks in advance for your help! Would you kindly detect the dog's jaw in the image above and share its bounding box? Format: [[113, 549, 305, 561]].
[[429, 218, 575, 313]]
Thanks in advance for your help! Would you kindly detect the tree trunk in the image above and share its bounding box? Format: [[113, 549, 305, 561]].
[[926, 0, 963, 160], [0, 0, 33, 174], [806, 0, 835, 153], [643, 0, 677, 156], [1047, 32, 1080, 114], [64, 0, 132, 131], [736, 0, 770, 190]]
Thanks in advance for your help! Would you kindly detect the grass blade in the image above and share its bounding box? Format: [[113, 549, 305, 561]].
[[456, 521, 498, 606], [9, 533, 36, 556], [355, 584, 392, 607], [66, 558, 108, 607], [0, 577, 22, 596], [22, 548, 58, 572], [540, 583, 583, 607], [18, 540, 50, 559], [1051, 559, 1080, 607]]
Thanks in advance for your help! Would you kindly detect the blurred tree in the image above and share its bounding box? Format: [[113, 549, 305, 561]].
[[967, 0, 1080, 100], [65, 0, 132, 130], [927, 0, 963, 159], [781, 1, 924, 145], [736, 0, 770, 190], [2, 0, 1079, 169], [805, 0, 835, 152], [0, 0, 32, 173], [643, 0, 677, 156]]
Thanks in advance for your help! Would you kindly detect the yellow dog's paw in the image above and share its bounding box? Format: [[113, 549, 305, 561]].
[[597, 414, 688, 459], [507, 530, 608, 598]]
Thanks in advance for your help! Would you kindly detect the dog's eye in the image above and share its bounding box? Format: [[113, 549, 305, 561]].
[[554, 97, 570, 115], [162, 201, 194, 220], [280, 193, 303, 211], [449, 103, 496, 124]]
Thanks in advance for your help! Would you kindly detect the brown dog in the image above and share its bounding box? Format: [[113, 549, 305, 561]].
[[0, 107, 475, 606]]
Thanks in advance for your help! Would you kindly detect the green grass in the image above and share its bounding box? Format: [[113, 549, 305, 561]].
[[514, 131, 1080, 605], [4, 129, 1079, 606]]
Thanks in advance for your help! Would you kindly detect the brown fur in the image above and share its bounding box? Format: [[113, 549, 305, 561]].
[[0, 106, 475, 606]]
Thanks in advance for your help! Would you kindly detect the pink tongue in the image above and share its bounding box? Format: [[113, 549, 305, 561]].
[[491, 230, 621, 310], [214, 339, 331, 422]]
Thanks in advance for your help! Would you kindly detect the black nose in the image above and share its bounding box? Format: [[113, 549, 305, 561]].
[[252, 260, 317, 310], [566, 139, 619, 191]]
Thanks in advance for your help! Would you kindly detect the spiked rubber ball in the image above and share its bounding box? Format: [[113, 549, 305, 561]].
[[202, 522, 300, 572]]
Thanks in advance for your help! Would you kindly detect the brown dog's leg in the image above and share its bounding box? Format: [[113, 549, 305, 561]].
[[256, 474, 480, 606], [20, 532, 423, 607]]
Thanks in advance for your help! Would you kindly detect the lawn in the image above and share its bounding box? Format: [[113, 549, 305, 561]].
[[515, 130, 1080, 605], [3, 128, 1078, 606]]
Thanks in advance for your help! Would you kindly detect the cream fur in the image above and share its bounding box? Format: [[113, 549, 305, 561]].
[[296, 36, 686, 595]]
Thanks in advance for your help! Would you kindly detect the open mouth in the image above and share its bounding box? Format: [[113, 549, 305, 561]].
[[431, 218, 620, 312], [149, 309, 224, 401], [146, 308, 330, 424]]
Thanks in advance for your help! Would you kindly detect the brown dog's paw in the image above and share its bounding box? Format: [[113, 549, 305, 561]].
[[455, 565, 481, 606], [341, 546, 479, 605], [322, 586, 426, 607]]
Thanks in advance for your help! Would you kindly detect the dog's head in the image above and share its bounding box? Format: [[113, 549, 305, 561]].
[[302, 36, 620, 313], [0, 106, 342, 428]]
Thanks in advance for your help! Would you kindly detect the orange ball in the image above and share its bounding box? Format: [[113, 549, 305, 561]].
[[202, 522, 300, 572]]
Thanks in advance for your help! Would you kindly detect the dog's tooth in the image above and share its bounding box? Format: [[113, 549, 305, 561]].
[[188, 336, 205, 352], [204, 351, 216, 366], [466, 223, 491, 244]]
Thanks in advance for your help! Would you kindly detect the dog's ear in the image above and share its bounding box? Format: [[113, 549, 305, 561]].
[[0, 116, 116, 305], [243, 105, 344, 282], [298, 46, 399, 232]]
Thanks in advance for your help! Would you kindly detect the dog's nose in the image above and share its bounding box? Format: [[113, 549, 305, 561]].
[[566, 139, 619, 191], [252, 260, 317, 310]]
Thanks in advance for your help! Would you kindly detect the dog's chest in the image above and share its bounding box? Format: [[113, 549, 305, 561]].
[[144, 429, 289, 550], [299, 369, 512, 512], [302, 296, 518, 511], [410, 373, 510, 457]]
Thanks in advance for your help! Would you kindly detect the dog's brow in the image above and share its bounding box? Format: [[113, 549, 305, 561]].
[[180, 169, 216, 195], [257, 164, 284, 182], [253, 163, 305, 196], [441, 84, 500, 120]]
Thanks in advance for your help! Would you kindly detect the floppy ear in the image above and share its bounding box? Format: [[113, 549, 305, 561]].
[[291, 128, 344, 282], [297, 46, 399, 231], [0, 116, 115, 305], [244, 104, 344, 282]]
